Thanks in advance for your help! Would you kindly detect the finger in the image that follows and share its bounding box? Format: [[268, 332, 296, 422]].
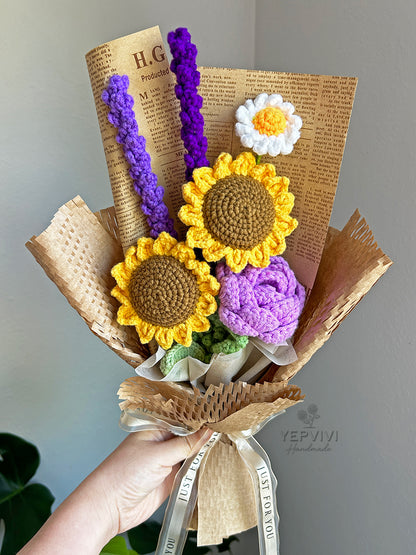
[[121, 469, 179, 531], [154, 428, 213, 467], [122, 429, 174, 445]]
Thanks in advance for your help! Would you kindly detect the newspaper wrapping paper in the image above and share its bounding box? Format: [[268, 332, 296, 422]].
[[119, 407, 286, 554], [85, 26, 358, 293]]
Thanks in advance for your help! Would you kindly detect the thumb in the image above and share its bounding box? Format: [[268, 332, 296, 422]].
[[155, 428, 214, 467]]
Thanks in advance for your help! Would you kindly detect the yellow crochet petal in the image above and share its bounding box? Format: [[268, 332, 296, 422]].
[[225, 249, 251, 273], [266, 228, 287, 255], [194, 259, 212, 276], [178, 204, 202, 227], [272, 211, 297, 234], [154, 327, 175, 350], [248, 242, 271, 267], [230, 152, 257, 176], [188, 313, 211, 333], [182, 181, 205, 207], [173, 323, 193, 347], [275, 193, 296, 217], [196, 271, 220, 293], [111, 284, 130, 305], [192, 167, 215, 193], [136, 320, 157, 344], [275, 214, 298, 236], [186, 226, 212, 248], [213, 152, 233, 179], [196, 293, 217, 317], [153, 232, 177, 255], [170, 242, 196, 264], [264, 176, 290, 199], [123, 246, 140, 271], [249, 162, 277, 181], [199, 277, 221, 295], [111, 262, 132, 290], [117, 304, 140, 326], [201, 242, 229, 263], [135, 237, 155, 262]]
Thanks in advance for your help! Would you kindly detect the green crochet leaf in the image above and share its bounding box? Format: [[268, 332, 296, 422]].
[[160, 342, 208, 376]]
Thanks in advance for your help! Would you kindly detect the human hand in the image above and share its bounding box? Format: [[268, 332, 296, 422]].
[[18, 428, 212, 555], [93, 428, 213, 537]]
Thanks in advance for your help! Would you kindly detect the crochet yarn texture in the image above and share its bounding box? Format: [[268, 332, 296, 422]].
[[196, 312, 249, 355], [167, 27, 209, 180], [235, 93, 302, 157], [202, 174, 276, 250], [179, 151, 298, 273], [160, 341, 207, 376], [216, 256, 305, 344], [160, 313, 249, 375], [102, 75, 176, 239], [111, 232, 219, 349], [128, 255, 199, 327]]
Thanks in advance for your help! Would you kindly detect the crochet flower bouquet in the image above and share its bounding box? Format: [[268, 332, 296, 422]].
[[27, 26, 392, 555]]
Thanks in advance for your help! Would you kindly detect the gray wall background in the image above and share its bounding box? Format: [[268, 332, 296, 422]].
[[1, 1, 414, 553]]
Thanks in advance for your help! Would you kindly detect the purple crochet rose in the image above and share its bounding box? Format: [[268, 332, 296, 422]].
[[216, 257, 305, 344]]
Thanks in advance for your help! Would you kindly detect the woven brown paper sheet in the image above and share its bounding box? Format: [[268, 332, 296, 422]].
[[26, 196, 149, 366], [263, 210, 393, 383], [26, 197, 391, 544]]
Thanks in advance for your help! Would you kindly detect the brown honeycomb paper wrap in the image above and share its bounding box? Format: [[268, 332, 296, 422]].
[[26, 197, 391, 544], [263, 210, 393, 383]]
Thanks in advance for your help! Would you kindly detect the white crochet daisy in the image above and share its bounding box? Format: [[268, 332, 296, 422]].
[[235, 93, 302, 156]]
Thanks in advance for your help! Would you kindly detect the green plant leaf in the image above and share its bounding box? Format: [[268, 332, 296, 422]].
[[100, 535, 138, 555], [0, 434, 40, 501], [0, 434, 54, 555], [0, 483, 54, 555], [128, 520, 161, 554]]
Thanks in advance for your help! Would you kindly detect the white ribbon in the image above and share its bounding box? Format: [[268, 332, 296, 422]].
[[119, 409, 283, 555]]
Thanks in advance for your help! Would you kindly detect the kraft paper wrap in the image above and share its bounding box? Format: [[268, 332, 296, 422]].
[[262, 211, 393, 383], [26, 197, 391, 544]]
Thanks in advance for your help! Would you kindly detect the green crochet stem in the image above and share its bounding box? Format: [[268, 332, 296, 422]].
[[160, 313, 249, 376], [198, 313, 248, 354]]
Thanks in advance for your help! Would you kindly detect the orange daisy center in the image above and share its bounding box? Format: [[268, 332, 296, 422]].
[[252, 106, 287, 136]]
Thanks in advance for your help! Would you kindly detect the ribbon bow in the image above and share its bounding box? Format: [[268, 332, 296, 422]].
[[120, 408, 282, 555]]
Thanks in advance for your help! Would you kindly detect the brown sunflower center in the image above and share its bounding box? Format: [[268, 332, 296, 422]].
[[202, 174, 276, 250], [128, 255, 200, 328]]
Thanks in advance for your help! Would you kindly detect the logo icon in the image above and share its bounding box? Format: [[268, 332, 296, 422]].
[[297, 403, 320, 428], [281, 402, 339, 455]]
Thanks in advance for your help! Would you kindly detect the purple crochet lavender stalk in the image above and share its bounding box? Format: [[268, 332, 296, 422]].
[[167, 27, 210, 181], [216, 257, 306, 344], [102, 74, 176, 239]]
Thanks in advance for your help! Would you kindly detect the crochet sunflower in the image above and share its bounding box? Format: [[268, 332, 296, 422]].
[[179, 152, 298, 273], [111, 232, 219, 349]]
